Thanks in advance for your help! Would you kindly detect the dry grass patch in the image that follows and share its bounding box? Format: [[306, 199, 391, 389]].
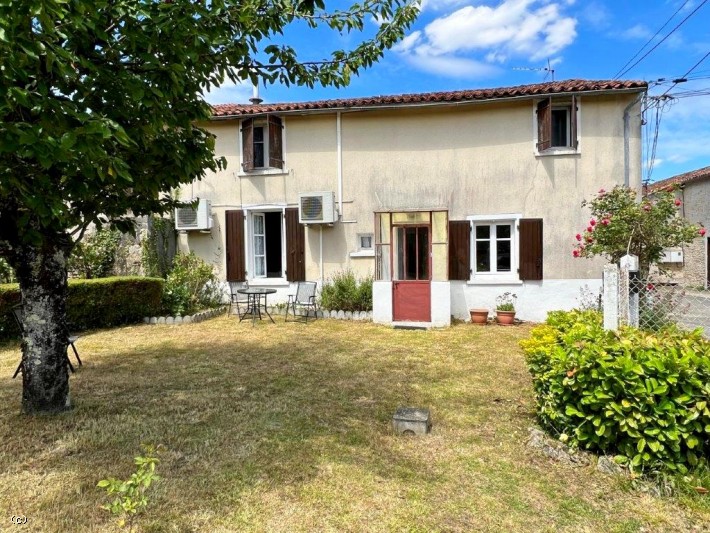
[[0, 316, 707, 532]]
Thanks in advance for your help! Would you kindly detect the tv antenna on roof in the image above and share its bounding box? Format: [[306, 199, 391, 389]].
[[513, 58, 555, 81]]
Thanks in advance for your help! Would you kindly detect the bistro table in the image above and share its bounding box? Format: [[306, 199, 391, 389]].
[[237, 287, 277, 325]]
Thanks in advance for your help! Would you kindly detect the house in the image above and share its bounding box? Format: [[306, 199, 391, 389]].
[[176, 79, 647, 326], [645, 166, 710, 289]]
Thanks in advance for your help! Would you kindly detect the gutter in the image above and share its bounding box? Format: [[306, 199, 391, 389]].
[[210, 87, 647, 121]]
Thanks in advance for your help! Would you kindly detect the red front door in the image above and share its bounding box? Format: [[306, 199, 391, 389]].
[[392, 225, 431, 322]]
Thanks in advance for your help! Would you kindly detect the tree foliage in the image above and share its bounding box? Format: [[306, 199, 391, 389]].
[[0, 0, 419, 248], [0, 0, 419, 412], [572, 187, 704, 274]]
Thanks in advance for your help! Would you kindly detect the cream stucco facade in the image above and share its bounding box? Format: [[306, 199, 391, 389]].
[[177, 83, 645, 325]]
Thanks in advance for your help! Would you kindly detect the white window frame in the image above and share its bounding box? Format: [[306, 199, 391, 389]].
[[238, 117, 288, 177], [532, 97, 581, 156], [244, 205, 288, 285], [350, 232, 375, 258], [467, 214, 522, 284]]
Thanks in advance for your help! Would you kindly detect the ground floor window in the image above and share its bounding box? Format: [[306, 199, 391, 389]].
[[468, 214, 521, 282]]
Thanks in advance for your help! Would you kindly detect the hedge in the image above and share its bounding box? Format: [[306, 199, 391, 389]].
[[521, 309, 710, 473], [0, 277, 163, 338]]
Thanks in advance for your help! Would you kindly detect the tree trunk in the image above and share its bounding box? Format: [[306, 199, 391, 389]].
[[13, 239, 72, 414]]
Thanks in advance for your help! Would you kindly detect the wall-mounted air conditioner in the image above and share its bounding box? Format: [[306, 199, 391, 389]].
[[175, 199, 213, 231], [659, 250, 683, 263], [298, 192, 337, 224]]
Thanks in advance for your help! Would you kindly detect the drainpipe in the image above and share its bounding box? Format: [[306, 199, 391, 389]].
[[320, 225, 324, 286], [336, 111, 343, 218], [623, 93, 643, 191]]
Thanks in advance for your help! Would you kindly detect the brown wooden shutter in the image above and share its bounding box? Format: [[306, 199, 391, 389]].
[[519, 218, 543, 281], [225, 210, 246, 281], [241, 118, 254, 172], [536, 98, 551, 152], [448, 220, 470, 280], [570, 95, 578, 150], [285, 207, 305, 281], [268, 115, 283, 169]]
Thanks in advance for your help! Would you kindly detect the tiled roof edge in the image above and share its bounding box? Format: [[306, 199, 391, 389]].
[[647, 166, 710, 192], [210, 79, 647, 118]]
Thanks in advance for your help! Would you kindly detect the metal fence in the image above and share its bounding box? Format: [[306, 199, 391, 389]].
[[603, 264, 710, 337]]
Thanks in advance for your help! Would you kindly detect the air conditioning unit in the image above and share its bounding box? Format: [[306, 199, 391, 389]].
[[175, 199, 213, 231], [298, 192, 337, 224]]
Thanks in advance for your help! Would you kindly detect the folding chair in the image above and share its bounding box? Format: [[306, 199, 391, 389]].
[[285, 281, 318, 323], [11, 304, 81, 379], [228, 281, 250, 317]]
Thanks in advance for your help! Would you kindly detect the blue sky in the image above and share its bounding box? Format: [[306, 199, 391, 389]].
[[204, 0, 710, 183]]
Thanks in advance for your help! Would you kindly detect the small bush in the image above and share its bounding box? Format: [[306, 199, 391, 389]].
[[98, 444, 162, 529], [0, 258, 15, 283], [68, 228, 125, 279], [320, 270, 372, 312], [161, 252, 222, 316], [521, 309, 710, 473], [0, 277, 163, 338], [142, 216, 176, 279]]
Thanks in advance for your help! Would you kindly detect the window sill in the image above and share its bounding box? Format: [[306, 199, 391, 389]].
[[535, 148, 580, 157], [467, 279, 523, 286], [349, 250, 375, 258], [238, 168, 289, 177], [248, 278, 290, 287]]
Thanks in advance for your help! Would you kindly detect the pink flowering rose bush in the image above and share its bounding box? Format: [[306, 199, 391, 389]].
[[572, 186, 703, 274]]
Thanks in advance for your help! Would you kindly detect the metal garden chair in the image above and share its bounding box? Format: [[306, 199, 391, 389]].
[[228, 281, 250, 316], [11, 304, 81, 379], [285, 281, 318, 323]]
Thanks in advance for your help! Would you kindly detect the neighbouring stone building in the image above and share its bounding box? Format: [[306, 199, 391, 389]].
[[646, 166, 710, 289]]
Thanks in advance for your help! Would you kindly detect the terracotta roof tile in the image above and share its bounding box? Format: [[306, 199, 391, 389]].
[[647, 166, 710, 192], [211, 79, 647, 117]]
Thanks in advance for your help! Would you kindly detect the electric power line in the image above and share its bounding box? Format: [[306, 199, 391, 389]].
[[612, 0, 693, 79], [659, 50, 710, 97], [613, 0, 708, 79]]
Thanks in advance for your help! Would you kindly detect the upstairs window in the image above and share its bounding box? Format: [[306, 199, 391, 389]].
[[241, 115, 283, 172], [536, 96, 578, 153]]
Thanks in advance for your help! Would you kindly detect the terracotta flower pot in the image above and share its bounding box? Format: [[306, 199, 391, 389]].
[[469, 308, 489, 324], [496, 310, 516, 325]]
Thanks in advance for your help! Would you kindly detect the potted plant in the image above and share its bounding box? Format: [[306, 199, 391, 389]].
[[495, 292, 517, 325], [469, 308, 489, 325]]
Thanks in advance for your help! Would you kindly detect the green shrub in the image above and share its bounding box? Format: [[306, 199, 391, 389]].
[[0, 258, 15, 283], [98, 444, 162, 529], [521, 310, 710, 473], [320, 270, 373, 312], [0, 277, 163, 338], [161, 252, 222, 316], [68, 228, 125, 279], [142, 216, 176, 279]]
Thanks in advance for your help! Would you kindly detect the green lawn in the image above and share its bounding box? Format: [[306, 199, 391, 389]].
[[0, 316, 707, 532]]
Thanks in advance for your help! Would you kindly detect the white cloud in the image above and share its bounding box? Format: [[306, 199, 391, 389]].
[[203, 76, 254, 105], [620, 23, 652, 40], [394, 0, 577, 77], [402, 48, 503, 78], [581, 2, 611, 29]]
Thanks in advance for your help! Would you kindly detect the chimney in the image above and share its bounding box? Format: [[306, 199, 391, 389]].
[[249, 83, 263, 105]]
